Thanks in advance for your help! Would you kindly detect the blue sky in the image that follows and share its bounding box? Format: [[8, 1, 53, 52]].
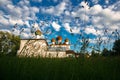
[[0, 0, 120, 52]]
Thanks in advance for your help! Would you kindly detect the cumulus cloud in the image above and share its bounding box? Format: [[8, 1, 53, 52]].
[[85, 26, 103, 36], [105, 0, 110, 4], [92, 0, 99, 4], [0, 0, 120, 41], [41, 1, 67, 16], [63, 23, 71, 33], [89, 4, 120, 33], [90, 5, 102, 14], [52, 21, 61, 31], [63, 23, 80, 34], [71, 27, 80, 34], [0, 0, 39, 29], [32, 0, 42, 3], [39, 0, 120, 36], [110, 1, 120, 11]]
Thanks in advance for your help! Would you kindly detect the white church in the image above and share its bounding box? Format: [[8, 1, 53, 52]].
[[17, 29, 75, 58]]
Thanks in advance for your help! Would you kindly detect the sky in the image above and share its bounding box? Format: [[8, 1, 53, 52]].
[[0, 0, 120, 52]]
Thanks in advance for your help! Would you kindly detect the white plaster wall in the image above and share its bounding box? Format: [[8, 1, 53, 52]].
[[46, 51, 67, 58], [17, 40, 28, 55], [17, 39, 48, 57]]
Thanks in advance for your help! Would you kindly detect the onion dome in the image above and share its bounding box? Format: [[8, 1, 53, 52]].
[[51, 38, 56, 42], [35, 30, 42, 36], [56, 36, 62, 41], [65, 38, 69, 42]]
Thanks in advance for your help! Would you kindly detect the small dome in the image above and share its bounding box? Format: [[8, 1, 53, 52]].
[[51, 38, 56, 42], [65, 38, 69, 42], [35, 30, 42, 36], [56, 36, 62, 41]]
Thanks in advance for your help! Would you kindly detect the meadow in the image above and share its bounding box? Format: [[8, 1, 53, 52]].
[[0, 56, 120, 80]]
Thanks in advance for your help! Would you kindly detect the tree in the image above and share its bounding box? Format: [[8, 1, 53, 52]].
[[0, 31, 20, 56], [91, 50, 95, 56], [91, 50, 99, 57], [112, 39, 120, 55], [102, 48, 109, 56]]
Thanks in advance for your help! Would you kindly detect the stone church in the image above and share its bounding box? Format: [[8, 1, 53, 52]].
[[17, 29, 75, 58]]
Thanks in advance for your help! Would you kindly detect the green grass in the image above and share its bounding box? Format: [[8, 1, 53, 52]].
[[0, 56, 120, 80]]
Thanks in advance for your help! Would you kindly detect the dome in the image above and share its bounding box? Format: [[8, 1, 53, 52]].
[[35, 30, 42, 36], [56, 36, 62, 41], [51, 38, 56, 42], [65, 38, 69, 42]]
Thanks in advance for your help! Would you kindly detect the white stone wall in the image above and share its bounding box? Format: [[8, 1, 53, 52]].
[[46, 51, 67, 58], [17, 39, 48, 57]]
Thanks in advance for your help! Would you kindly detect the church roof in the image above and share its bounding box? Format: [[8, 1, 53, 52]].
[[56, 36, 62, 40], [65, 38, 69, 42], [35, 30, 42, 36], [51, 38, 56, 42]]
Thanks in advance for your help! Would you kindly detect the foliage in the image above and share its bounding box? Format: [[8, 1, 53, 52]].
[[91, 50, 100, 57], [101, 48, 109, 56], [0, 31, 20, 56], [80, 36, 89, 54], [112, 39, 120, 55]]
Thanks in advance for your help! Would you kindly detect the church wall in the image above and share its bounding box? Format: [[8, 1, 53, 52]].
[[46, 51, 66, 58], [17, 39, 48, 57], [17, 40, 28, 55], [17, 39, 73, 58]]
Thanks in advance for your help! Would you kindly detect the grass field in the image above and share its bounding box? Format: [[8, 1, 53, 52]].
[[0, 56, 120, 80]]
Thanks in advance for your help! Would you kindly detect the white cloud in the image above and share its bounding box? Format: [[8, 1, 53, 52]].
[[80, 1, 90, 10], [88, 2, 120, 34], [32, 0, 42, 3], [92, 0, 99, 4], [34, 23, 40, 30], [64, 10, 70, 16], [9, 19, 24, 26], [85, 26, 103, 36], [41, 1, 67, 16], [110, 1, 120, 11], [63, 23, 80, 34], [105, 0, 109, 4], [20, 32, 30, 39], [0, 14, 9, 26], [52, 21, 61, 31], [0, 29, 11, 33], [71, 27, 80, 34], [24, 21, 30, 28], [90, 5, 102, 15], [63, 23, 71, 32], [0, 0, 39, 29], [0, 0, 120, 40]]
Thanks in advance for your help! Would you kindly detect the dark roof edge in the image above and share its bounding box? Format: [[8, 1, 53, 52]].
[[20, 39, 46, 40]]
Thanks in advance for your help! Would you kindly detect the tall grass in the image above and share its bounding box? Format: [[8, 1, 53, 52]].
[[0, 56, 120, 80]]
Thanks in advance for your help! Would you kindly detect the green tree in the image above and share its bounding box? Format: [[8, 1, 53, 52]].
[[91, 50, 100, 57], [91, 50, 95, 56], [112, 39, 120, 55], [0, 31, 20, 56], [102, 48, 109, 56]]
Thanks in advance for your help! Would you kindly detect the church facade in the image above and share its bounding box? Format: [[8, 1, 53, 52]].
[[17, 30, 75, 58]]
